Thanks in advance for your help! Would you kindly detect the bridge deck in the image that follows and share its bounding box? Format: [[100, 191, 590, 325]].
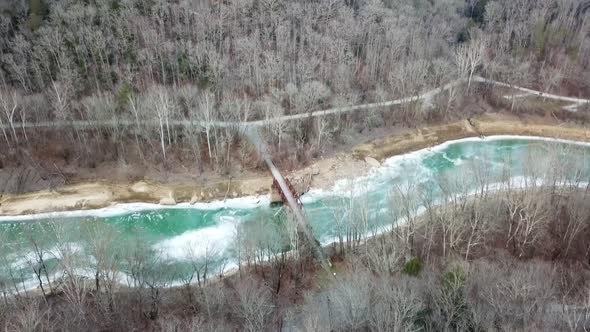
[[245, 127, 331, 271]]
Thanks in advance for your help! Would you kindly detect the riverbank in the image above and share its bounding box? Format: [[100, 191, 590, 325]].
[[353, 113, 590, 160], [1, 112, 589, 216]]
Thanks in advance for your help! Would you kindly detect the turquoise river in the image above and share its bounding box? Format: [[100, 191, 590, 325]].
[[1, 136, 589, 290]]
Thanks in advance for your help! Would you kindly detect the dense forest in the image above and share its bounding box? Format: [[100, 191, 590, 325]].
[[1, 1, 590, 331], [0, 0, 589, 177]]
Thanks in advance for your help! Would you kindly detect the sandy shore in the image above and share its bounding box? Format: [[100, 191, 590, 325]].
[[353, 114, 590, 160], [1, 113, 589, 216]]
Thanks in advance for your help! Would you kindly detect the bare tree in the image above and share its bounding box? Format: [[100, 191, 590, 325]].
[[143, 252, 175, 321], [370, 276, 424, 332], [48, 80, 72, 121], [24, 233, 54, 300], [0, 89, 19, 146], [559, 196, 589, 258], [468, 259, 556, 329], [390, 181, 422, 260], [454, 33, 487, 93], [83, 219, 121, 312], [128, 92, 146, 161], [314, 116, 336, 152], [0, 228, 21, 303], [504, 188, 550, 257], [146, 85, 176, 161], [324, 271, 372, 331], [4, 299, 52, 332], [184, 239, 219, 289], [48, 219, 91, 322], [179, 85, 204, 172], [198, 283, 230, 322], [81, 93, 121, 159], [198, 90, 216, 163], [299, 291, 332, 332], [434, 173, 471, 257], [428, 265, 472, 331], [233, 277, 275, 332], [560, 287, 590, 332]]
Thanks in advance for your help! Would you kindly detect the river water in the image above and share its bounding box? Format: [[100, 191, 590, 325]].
[[1, 136, 589, 290]]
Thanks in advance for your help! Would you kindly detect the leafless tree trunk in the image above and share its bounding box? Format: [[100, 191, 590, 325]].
[[83, 220, 121, 312], [455, 34, 487, 93], [0, 90, 19, 145], [198, 90, 215, 164], [233, 277, 274, 332], [505, 188, 550, 257], [147, 86, 175, 162], [128, 94, 145, 162]]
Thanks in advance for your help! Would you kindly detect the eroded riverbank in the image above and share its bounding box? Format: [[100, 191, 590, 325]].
[[353, 114, 590, 160]]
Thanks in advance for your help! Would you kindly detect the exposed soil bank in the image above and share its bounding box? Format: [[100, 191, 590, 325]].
[[353, 114, 590, 160], [1, 113, 589, 216]]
